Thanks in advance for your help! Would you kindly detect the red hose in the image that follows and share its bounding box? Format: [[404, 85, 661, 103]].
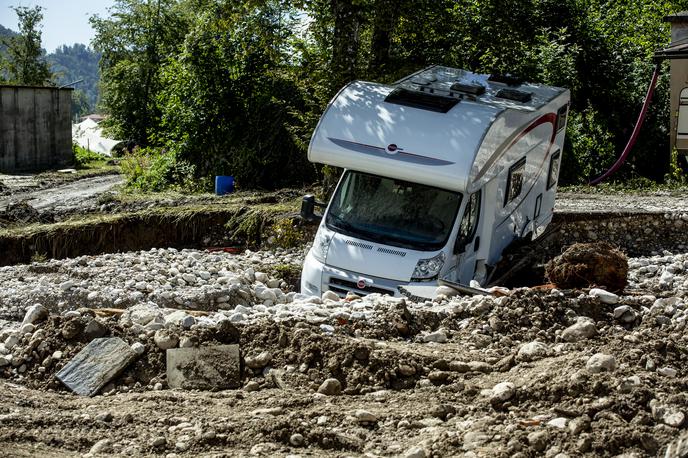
[[589, 64, 661, 185]]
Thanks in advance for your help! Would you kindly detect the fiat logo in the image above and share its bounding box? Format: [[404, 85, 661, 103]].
[[357, 278, 367, 289], [386, 144, 399, 154]]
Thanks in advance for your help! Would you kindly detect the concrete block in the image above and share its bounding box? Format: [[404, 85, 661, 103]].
[[56, 337, 137, 396], [166, 344, 241, 390]]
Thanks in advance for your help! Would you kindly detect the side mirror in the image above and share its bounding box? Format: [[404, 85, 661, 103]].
[[300, 195, 325, 223]]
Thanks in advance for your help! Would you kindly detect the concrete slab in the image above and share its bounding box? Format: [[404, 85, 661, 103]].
[[166, 344, 241, 390], [56, 337, 137, 396]]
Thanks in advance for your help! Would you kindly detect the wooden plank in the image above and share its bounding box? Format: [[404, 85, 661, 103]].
[[56, 337, 137, 396]]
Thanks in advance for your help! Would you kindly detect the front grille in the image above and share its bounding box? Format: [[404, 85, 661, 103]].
[[377, 247, 406, 257], [328, 277, 394, 296], [345, 240, 373, 250]]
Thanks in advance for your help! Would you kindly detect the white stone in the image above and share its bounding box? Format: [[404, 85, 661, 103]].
[[589, 288, 619, 304], [21, 303, 48, 326], [658, 366, 678, 377], [354, 409, 377, 423], [547, 417, 568, 429], [517, 341, 549, 362], [422, 330, 448, 343], [322, 290, 340, 302], [131, 342, 146, 355], [586, 353, 616, 373], [561, 319, 597, 342], [490, 382, 515, 403]]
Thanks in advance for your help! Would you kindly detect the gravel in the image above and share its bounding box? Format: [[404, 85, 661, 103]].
[[0, 245, 687, 456]]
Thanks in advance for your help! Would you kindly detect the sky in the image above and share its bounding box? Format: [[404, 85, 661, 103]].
[[0, 0, 113, 53]]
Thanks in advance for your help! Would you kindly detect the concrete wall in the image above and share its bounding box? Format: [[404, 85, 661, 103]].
[[0, 85, 74, 172]]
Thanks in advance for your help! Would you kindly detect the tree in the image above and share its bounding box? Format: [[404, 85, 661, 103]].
[[3, 6, 52, 85], [90, 0, 189, 144]]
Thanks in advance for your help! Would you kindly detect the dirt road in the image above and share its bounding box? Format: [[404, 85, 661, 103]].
[[0, 174, 123, 213]]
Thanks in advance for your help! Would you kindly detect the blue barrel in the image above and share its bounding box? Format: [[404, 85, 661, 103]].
[[215, 175, 235, 195]]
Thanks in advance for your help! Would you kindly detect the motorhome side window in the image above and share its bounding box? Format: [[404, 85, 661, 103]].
[[547, 150, 561, 189], [455, 190, 481, 253], [505, 158, 526, 206]]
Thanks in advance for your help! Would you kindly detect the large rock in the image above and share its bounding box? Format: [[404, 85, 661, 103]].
[[166, 345, 241, 390], [517, 341, 549, 362], [561, 319, 597, 342], [21, 303, 48, 327], [545, 242, 628, 292], [56, 337, 138, 396]]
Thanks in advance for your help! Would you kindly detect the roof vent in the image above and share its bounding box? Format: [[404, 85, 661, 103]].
[[496, 88, 533, 103], [488, 74, 524, 86], [450, 82, 486, 95], [385, 87, 459, 113]]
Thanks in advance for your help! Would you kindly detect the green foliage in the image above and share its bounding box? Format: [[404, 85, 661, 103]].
[[48, 44, 101, 117], [91, 0, 688, 191], [156, 2, 315, 189], [268, 218, 307, 248], [120, 147, 204, 192], [2, 6, 52, 85], [73, 144, 108, 169], [90, 0, 190, 144]]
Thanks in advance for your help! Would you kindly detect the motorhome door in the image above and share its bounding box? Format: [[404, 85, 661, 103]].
[[454, 190, 482, 284]]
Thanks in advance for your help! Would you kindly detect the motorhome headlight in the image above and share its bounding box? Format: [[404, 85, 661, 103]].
[[411, 252, 446, 281], [311, 229, 332, 263]]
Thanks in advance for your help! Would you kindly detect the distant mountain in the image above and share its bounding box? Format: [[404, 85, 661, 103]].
[[48, 43, 101, 113], [0, 24, 18, 54]]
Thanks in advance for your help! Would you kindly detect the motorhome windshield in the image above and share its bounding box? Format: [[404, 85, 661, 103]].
[[326, 171, 462, 251]]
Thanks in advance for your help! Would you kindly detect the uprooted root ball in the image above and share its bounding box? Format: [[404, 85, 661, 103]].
[[545, 241, 628, 292]]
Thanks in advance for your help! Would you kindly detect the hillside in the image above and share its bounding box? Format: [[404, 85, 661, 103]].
[[48, 43, 101, 113]]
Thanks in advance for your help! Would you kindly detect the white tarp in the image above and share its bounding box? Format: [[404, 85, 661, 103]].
[[72, 119, 122, 156]]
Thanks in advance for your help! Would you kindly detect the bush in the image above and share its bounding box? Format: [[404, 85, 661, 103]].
[[73, 143, 108, 168], [120, 147, 205, 192]]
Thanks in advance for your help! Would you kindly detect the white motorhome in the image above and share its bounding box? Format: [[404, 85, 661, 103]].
[[300, 65, 570, 298]]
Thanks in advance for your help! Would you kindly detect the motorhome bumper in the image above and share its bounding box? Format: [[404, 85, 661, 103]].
[[322, 263, 431, 298]]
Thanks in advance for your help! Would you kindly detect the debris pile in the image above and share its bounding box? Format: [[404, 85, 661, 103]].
[[545, 241, 629, 292], [0, 246, 687, 456]]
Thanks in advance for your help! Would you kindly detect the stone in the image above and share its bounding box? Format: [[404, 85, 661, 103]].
[[317, 378, 342, 396], [589, 288, 619, 304], [586, 353, 616, 373], [150, 436, 166, 447], [490, 382, 515, 404], [568, 416, 590, 435], [131, 342, 146, 355], [658, 367, 678, 377], [422, 330, 448, 343], [403, 446, 428, 458], [398, 364, 416, 376], [89, 439, 112, 455], [322, 290, 339, 302], [83, 319, 108, 340], [154, 330, 179, 350], [245, 351, 272, 369], [21, 303, 47, 326], [527, 430, 549, 452], [354, 409, 377, 423], [664, 411, 686, 428], [664, 429, 688, 458], [166, 345, 241, 390], [56, 338, 137, 396], [547, 417, 568, 429], [20, 323, 34, 335], [179, 336, 195, 348], [561, 319, 597, 342], [289, 433, 304, 446], [244, 381, 260, 392], [517, 341, 549, 362], [61, 319, 84, 340]]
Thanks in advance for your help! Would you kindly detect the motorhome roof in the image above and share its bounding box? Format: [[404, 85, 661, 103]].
[[393, 65, 564, 113]]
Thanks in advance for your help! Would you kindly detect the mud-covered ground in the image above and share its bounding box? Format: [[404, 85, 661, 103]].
[[0, 245, 687, 457]]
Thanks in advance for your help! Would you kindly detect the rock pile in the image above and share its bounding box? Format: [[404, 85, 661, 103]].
[[0, 247, 687, 456]]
